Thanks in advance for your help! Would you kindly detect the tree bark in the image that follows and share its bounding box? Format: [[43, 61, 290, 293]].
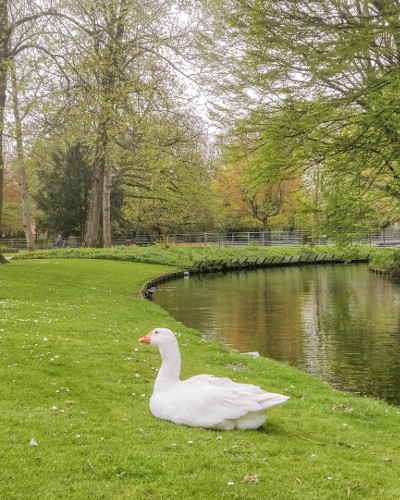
[[11, 62, 35, 251], [84, 157, 105, 247], [103, 169, 111, 247], [0, 0, 9, 263]]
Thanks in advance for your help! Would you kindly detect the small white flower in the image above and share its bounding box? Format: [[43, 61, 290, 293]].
[[52, 406, 57, 410], [30, 438, 38, 446], [76, 434, 80, 438], [216, 436, 222, 440], [188, 441, 193, 444], [228, 482, 234, 486]]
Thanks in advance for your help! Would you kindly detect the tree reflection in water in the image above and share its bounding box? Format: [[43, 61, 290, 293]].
[[154, 264, 400, 406]]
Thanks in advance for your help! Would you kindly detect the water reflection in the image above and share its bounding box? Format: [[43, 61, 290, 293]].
[[154, 264, 400, 405]]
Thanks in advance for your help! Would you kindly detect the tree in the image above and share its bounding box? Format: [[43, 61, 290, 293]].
[[32, 143, 93, 239], [2, 167, 23, 235], [204, 0, 400, 235], [46, 0, 206, 247], [0, 0, 73, 263], [122, 111, 220, 234], [10, 61, 34, 250], [214, 159, 300, 233], [0, 0, 10, 262]]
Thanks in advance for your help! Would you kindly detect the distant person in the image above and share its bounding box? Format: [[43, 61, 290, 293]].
[[55, 235, 62, 248]]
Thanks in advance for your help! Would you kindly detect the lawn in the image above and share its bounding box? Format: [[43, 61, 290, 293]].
[[1, 256, 399, 499]]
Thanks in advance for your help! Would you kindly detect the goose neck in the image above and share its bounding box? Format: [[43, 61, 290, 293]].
[[154, 343, 181, 388]]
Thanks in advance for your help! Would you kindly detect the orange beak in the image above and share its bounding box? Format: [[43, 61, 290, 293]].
[[139, 332, 152, 344]]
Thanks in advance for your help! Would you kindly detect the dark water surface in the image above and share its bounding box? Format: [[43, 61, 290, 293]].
[[153, 264, 400, 405]]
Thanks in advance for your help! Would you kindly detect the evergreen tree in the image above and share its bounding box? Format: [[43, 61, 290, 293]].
[[33, 144, 93, 239]]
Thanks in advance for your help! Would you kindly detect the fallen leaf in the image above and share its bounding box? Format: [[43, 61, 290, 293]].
[[332, 404, 354, 412], [64, 399, 75, 405], [242, 475, 259, 484]]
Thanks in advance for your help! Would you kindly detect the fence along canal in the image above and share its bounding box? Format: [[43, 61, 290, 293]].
[[2, 229, 400, 252]]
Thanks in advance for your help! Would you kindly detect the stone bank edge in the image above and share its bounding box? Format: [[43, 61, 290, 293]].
[[141, 252, 370, 299]]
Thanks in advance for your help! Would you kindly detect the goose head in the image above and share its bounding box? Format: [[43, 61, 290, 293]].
[[139, 328, 177, 347]]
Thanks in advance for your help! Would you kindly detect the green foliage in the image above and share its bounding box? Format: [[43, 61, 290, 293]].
[[1, 258, 400, 498], [122, 115, 220, 234], [204, 0, 400, 235], [32, 143, 93, 238], [369, 249, 400, 276]]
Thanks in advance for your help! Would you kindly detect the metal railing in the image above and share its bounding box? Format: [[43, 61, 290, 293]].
[[1, 229, 400, 252]]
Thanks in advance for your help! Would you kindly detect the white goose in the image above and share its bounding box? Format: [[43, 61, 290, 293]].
[[139, 328, 289, 430]]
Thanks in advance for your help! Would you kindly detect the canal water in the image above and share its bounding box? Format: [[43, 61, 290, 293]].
[[153, 263, 400, 406]]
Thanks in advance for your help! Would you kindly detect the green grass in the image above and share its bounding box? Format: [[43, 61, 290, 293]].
[[12, 243, 378, 269], [368, 248, 400, 276], [1, 257, 399, 499]]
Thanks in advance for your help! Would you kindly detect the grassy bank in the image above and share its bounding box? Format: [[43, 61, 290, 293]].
[[368, 248, 400, 276], [12, 243, 378, 269], [1, 257, 399, 499]]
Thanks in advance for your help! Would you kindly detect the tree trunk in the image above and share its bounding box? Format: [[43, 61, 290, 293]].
[[0, 0, 9, 263], [262, 218, 268, 232], [11, 62, 35, 251], [262, 218, 270, 246], [84, 157, 105, 247], [103, 169, 111, 247]]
